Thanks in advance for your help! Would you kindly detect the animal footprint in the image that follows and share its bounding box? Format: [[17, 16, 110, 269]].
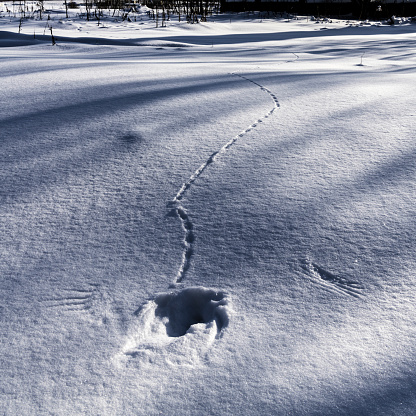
[[119, 287, 231, 365], [299, 259, 364, 298]]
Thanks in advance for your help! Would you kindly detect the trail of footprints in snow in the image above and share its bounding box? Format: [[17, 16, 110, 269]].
[[119, 74, 280, 362], [170, 73, 280, 287], [42, 75, 279, 361]]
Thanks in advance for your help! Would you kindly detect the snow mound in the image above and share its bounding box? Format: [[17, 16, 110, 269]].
[[0, 30, 40, 47], [117, 287, 231, 366]]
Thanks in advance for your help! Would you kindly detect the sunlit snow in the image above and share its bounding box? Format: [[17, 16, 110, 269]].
[[1, 2, 416, 415]]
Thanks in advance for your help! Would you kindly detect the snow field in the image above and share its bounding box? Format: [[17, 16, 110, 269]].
[[1, 4, 416, 415]]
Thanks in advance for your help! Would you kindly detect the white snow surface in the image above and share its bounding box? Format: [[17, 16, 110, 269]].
[[1, 3, 416, 415]]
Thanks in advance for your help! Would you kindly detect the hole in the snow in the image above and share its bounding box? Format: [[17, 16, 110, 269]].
[[154, 287, 230, 338]]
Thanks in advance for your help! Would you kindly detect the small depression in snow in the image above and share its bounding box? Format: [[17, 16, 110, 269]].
[[119, 132, 143, 146], [154, 287, 230, 337]]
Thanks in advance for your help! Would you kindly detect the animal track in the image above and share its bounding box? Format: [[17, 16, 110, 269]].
[[172, 206, 194, 286], [121, 74, 278, 364], [44, 285, 98, 310], [232, 73, 280, 114], [120, 287, 231, 364], [153, 287, 229, 337], [170, 73, 280, 287], [300, 259, 364, 298], [44, 283, 117, 326], [44, 284, 100, 312]]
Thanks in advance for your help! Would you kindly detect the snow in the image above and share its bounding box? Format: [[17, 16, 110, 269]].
[[1, 2, 416, 415]]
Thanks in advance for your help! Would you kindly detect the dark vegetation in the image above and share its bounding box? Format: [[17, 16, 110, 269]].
[[220, 0, 416, 20], [2, 0, 415, 27]]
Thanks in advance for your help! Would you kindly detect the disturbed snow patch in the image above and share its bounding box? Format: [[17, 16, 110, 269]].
[[299, 258, 364, 298], [117, 287, 231, 366]]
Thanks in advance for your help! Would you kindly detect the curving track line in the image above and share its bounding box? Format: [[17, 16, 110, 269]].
[[170, 73, 280, 287]]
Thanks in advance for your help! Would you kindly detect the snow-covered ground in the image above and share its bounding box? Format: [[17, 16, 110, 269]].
[[1, 3, 416, 414]]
